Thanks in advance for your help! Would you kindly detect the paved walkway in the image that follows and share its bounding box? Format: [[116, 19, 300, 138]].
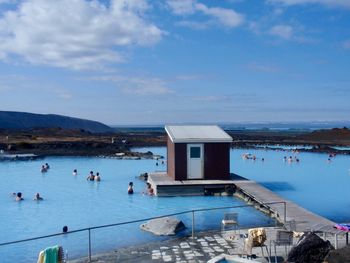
[[69, 227, 349, 263], [70, 229, 267, 263]]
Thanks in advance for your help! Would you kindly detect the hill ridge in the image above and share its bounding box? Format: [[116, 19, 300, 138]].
[[0, 111, 112, 133]]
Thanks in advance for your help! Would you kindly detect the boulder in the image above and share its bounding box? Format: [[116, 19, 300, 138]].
[[324, 245, 350, 263], [140, 217, 185, 236], [287, 232, 334, 263]]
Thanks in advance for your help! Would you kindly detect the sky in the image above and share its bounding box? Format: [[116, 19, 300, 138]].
[[0, 0, 349, 125]]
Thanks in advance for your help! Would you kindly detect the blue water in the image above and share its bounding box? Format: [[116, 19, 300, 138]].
[[231, 148, 350, 223], [0, 147, 272, 263], [1, 146, 349, 262]]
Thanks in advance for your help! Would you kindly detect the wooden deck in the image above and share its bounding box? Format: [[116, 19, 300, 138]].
[[148, 172, 343, 237], [148, 172, 236, 196], [233, 179, 335, 232]]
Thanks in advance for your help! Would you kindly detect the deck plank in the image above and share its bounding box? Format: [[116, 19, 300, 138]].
[[148, 172, 336, 232], [233, 179, 335, 232]]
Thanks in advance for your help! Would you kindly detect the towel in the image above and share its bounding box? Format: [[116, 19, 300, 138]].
[[248, 228, 267, 246], [44, 245, 59, 263], [334, 223, 350, 232], [37, 250, 45, 263]]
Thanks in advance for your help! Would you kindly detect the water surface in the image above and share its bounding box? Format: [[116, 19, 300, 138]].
[[0, 147, 271, 262], [1, 146, 349, 262], [231, 148, 350, 222]]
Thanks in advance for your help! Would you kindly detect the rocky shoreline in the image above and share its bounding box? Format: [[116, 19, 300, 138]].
[[0, 127, 349, 158]]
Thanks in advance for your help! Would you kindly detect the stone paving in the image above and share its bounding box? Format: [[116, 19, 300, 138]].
[[70, 229, 270, 263], [70, 227, 349, 263]]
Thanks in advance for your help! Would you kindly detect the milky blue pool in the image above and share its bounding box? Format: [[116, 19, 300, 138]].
[[1, 146, 349, 262], [0, 147, 273, 263], [231, 148, 350, 223]]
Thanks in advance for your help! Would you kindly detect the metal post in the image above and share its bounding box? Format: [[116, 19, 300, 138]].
[[283, 202, 287, 223], [192, 211, 195, 238], [88, 229, 92, 262], [334, 234, 338, 249]]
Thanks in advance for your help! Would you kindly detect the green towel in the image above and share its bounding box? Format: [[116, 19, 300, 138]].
[[44, 245, 59, 263]]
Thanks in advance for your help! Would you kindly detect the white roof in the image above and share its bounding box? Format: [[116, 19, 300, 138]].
[[165, 125, 232, 143]]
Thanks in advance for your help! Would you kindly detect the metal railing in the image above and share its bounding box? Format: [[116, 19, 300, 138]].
[[0, 201, 286, 262]]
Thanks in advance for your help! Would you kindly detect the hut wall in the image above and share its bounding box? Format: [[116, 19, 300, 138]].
[[203, 143, 230, 180]]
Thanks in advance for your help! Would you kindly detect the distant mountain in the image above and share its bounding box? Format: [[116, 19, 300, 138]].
[[0, 111, 112, 133], [111, 121, 350, 131]]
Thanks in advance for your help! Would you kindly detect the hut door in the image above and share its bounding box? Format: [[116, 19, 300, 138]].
[[187, 144, 204, 179]]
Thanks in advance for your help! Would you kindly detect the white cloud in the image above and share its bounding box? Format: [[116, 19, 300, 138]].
[[0, 0, 163, 70], [250, 17, 315, 44], [88, 75, 174, 96], [195, 3, 243, 28], [176, 20, 210, 30], [167, 0, 244, 29], [167, 0, 196, 15], [269, 25, 294, 39], [273, 7, 284, 15], [121, 77, 174, 95], [267, 0, 350, 9]]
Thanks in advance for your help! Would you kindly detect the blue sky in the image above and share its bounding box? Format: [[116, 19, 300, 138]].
[[0, 0, 349, 125]]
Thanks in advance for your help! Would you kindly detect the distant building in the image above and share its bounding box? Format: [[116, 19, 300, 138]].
[[165, 125, 232, 181]]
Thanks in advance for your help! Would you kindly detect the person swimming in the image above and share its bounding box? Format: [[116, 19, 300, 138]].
[[45, 163, 50, 169], [128, 182, 134, 194], [33, 192, 43, 201], [40, 165, 47, 173], [87, 171, 95, 181], [147, 183, 154, 196], [15, 192, 24, 201], [62, 225, 68, 233], [95, 172, 101, 182], [73, 169, 78, 176]]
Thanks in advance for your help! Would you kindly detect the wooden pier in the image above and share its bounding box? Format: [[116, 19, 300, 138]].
[[233, 178, 335, 231], [148, 172, 347, 240], [148, 172, 236, 196]]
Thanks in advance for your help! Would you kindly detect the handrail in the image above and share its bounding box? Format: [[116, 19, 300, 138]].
[[0, 201, 286, 247]]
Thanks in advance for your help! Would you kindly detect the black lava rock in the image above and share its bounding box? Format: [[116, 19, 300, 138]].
[[288, 232, 334, 263]]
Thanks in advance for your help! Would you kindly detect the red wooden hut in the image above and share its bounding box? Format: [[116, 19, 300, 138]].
[[165, 125, 233, 181]]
